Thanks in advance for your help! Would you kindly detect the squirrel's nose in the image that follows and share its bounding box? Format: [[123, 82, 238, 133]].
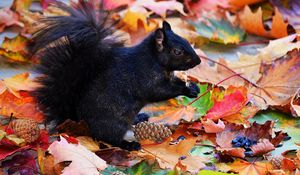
[[193, 55, 201, 65]]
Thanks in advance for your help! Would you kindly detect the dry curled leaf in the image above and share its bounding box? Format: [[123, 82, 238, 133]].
[[48, 136, 107, 175]]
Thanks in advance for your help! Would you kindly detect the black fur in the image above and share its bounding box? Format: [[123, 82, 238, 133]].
[[30, 1, 201, 149]]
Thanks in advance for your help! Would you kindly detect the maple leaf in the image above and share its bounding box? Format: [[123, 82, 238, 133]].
[[96, 148, 133, 167], [136, 0, 187, 18], [48, 136, 107, 175], [184, 0, 229, 16], [228, 0, 264, 10], [77, 136, 100, 152], [291, 88, 300, 117], [229, 159, 273, 175], [239, 6, 292, 38], [11, 0, 32, 12], [147, 100, 196, 125], [121, 10, 157, 33], [205, 86, 248, 121], [0, 90, 44, 122], [139, 125, 207, 173], [0, 35, 32, 63], [0, 8, 23, 33], [189, 18, 246, 44], [178, 83, 213, 116], [202, 119, 225, 133], [227, 34, 300, 83], [270, 0, 300, 31], [249, 49, 300, 109], [1, 151, 38, 174], [250, 139, 275, 156]]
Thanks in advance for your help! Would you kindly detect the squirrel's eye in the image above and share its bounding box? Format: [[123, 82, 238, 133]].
[[172, 48, 183, 56]]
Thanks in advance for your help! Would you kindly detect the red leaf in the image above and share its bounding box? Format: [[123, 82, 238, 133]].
[[205, 89, 247, 120]]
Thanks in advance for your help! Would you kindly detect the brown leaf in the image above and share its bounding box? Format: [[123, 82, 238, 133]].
[[291, 88, 300, 117], [202, 119, 225, 133], [56, 119, 90, 137], [96, 148, 133, 167], [230, 159, 273, 175], [251, 139, 275, 156], [77, 136, 100, 152], [249, 49, 300, 108]]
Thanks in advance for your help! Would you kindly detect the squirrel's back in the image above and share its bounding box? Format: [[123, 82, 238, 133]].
[[31, 1, 123, 122]]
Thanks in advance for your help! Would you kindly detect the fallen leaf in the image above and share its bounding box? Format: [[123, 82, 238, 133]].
[[0, 8, 23, 33], [205, 87, 248, 121], [148, 103, 196, 125], [270, 0, 300, 31], [77, 136, 100, 152], [291, 88, 300, 117], [135, 0, 187, 18], [178, 83, 214, 117], [48, 136, 107, 175], [96, 148, 133, 167], [229, 0, 264, 10], [0, 35, 32, 63], [249, 49, 300, 109], [227, 34, 300, 83], [250, 139, 275, 156], [184, 0, 229, 16], [202, 119, 225, 133], [103, 0, 133, 10], [230, 159, 273, 175], [189, 18, 246, 44], [0, 151, 38, 175], [239, 6, 292, 38], [56, 119, 90, 137], [11, 0, 32, 12], [1, 72, 39, 98], [0, 90, 44, 122], [121, 10, 157, 33]]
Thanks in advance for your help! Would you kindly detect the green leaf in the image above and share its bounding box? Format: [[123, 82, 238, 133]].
[[250, 111, 300, 156], [189, 18, 246, 44], [125, 161, 173, 175], [190, 142, 216, 163], [178, 84, 213, 117], [198, 170, 235, 175]]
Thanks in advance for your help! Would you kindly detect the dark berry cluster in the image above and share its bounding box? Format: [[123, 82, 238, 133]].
[[232, 136, 257, 156]]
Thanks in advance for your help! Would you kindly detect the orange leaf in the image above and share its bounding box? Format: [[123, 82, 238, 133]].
[[11, 0, 32, 12], [0, 91, 44, 122], [0, 72, 39, 98], [202, 119, 225, 133], [230, 159, 273, 175], [229, 0, 264, 10], [149, 105, 196, 125], [0, 35, 31, 63], [121, 10, 157, 33], [239, 6, 290, 38]]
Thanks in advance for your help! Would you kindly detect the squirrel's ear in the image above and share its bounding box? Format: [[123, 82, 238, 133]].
[[155, 29, 164, 52], [162, 21, 171, 31]]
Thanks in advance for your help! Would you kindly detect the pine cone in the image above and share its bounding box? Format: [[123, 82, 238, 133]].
[[10, 119, 40, 143], [269, 156, 283, 169], [111, 171, 127, 175], [133, 121, 172, 142]]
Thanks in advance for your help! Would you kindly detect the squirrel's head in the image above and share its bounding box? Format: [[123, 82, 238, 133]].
[[154, 21, 201, 71]]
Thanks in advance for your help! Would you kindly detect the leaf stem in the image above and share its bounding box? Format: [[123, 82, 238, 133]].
[[188, 73, 241, 106]]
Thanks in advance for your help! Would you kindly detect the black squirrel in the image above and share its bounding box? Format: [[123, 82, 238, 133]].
[[30, 1, 201, 150]]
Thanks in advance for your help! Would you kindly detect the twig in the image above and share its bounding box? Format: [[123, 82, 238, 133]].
[[199, 55, 258, 88], [188, 73, 241, 106]]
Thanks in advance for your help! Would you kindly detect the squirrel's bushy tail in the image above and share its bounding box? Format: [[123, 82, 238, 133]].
[[31, 1, 123, 122]]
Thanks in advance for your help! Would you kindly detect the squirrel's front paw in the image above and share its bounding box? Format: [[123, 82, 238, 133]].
[[185, 82, 200, 98]]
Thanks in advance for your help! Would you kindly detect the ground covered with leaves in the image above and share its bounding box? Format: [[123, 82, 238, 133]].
[[0, 0, 300, 174]]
